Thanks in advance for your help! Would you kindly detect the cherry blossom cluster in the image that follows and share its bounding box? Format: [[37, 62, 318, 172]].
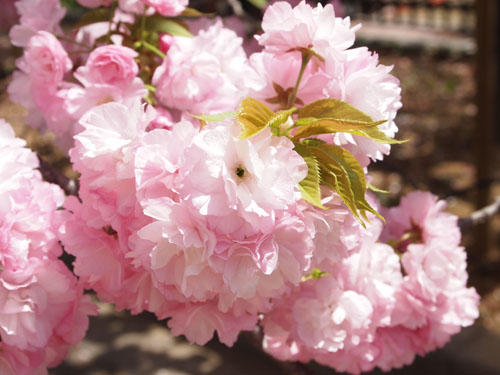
[[6, 0, 479, 374], [0, 119, 96, 375], [262, 191, 479, 373]]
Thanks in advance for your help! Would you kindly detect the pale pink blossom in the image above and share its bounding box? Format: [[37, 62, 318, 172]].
[[0, 119, 96, 374], [118, 0, 145, 14], [9, 0, 65, 47], [67, 46, 146, 124], [153, 21, 260, 115], [7, 71, 45, 129], [143, 0, 188, 16], [0, 344, 45, 375], [24, 31, 72, 85], [147, 106, 175, 130], [326, 48, 402, 165], [249, 51, 329, 110], [257, 1, 358, 57], [167, 301, 258, 346], [75, 45, 140, 88], [77, 0, 114, 8], [262, 217, 403, 373], [133, 119, 314, 328]]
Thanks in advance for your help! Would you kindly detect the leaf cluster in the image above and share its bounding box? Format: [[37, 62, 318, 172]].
[[199, 97, 407, 224]]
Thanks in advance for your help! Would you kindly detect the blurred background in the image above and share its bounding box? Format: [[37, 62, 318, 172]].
[[0, 0, 499, 374]]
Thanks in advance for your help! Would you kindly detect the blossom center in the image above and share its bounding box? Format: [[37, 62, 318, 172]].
[[235, 165, 246, 179]]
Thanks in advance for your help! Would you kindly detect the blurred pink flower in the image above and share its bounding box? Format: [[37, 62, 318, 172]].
[[257, 1, 357, 57], [9, 0, 65, 47], [24, 31, 72, 85], [77, 0, 114, 8], [75, 45, 140, 88], [153, 21, 260, 115], [143, 0, 188, 16]]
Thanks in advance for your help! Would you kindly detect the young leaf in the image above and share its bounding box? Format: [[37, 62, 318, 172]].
[[292, 118, 385, 140], [190, 112, 237, 122], [266, 107, 297, 135], [179, 8, 215, 18], [238, 98, 274, 139], [306, 142, 382, 224], [347, 127, 409, 144], [145, 16, 193, 37], [299, 98, 375, 122], [367, 183, 389, 194], [246, 0, 268, 9], [294, 143, 325, 209]]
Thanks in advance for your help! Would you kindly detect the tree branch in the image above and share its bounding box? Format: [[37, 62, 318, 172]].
[[37, 156, 79, 197], [459, 196, 500, 229]]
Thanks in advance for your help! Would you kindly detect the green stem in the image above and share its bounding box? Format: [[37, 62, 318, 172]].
[[287, 52, 312, 109], [53, 33, 92, 50], [140, 7, 147, 42], [283, 123, 300, 137], [105, 2, 117, 44], [145, 83, 156, 92], [141, 41, 166, 59]]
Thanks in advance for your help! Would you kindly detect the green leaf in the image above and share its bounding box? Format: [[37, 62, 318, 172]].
[[190, 112, 237, 122], [73, 8, 112, 29], [294, 143, 325, 209], [367, 183, 389, 194], [238, 97, 274, 139], [292, 118, 385, 140], [292, 98, 387, 140], [299, 98, 375, 122], [246, 0, 268, 9], [347, 127, 409, 144], [145, 16, 193, 37], [266, 107, 297, 135], [179, 7, 215, 18], [306, 142, 383, 224], [137, 40, 166, 59]]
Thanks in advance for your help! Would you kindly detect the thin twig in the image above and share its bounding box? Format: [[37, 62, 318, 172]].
[[228, 0, 246, 17], [459, 196, 500, 229], [37, 156, 79, 197]]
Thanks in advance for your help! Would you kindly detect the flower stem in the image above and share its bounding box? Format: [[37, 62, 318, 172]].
[[141, 41, 166, 59], [287, 51, 312, 109], [105, 2, 118, 44], [140, 7, 147, 42], [145, 84, 156, 92], [53, 33, 92, 50]]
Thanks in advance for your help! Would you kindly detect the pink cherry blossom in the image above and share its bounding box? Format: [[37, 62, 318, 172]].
[[257, 1, 358, 57], [75, 45, 140, 88], [9, 0, 65, 47], [24, 31, 72, 85], [143, 0, 188, 16], [0, 119, 96, 374], [249, 51, 329, 110], [153, 21, 260, 115], [77, 0, 114, 8], [326, 47, 402, 165], [118, 0, 145, 14]]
